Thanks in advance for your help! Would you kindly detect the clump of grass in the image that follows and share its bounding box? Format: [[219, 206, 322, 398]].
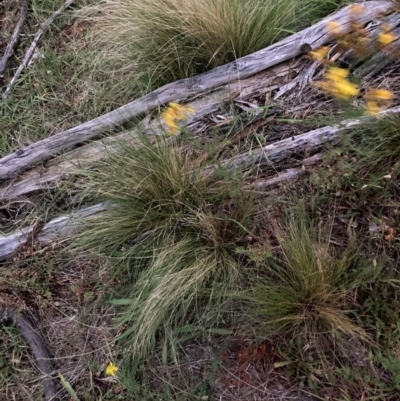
[[341, 114, 400, 180], [88, 0, 353, 94], [92, 0, 297, 87], [243, 207, 368, 345], [77, 135, 253, 358]]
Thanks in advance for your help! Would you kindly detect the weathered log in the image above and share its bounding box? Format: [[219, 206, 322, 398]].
[[245, 154, 322, 190], [0, 64, 294, 200], [0, 1, 392, 182], [0, 0, 29, 76], [223, 104, 400, 174], [2, 0, 76, 100], [3, 105, 400, 261], [0, 203, 107, 261]]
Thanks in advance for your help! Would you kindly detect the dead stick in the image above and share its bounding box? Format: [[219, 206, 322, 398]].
[[245, 154, 322, 190], [14, 313, 59, 401], [0, 0, 29, 76], [1, 303, 58, 401], [2, 0, 75, 100]]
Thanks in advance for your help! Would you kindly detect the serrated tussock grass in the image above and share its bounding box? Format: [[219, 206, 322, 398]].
[[243, 206, 369, 346], [76, 135, 254, 358], [86, 0, 315, 93], [341, 114, 400, 180], [91, 0, 297, 85]]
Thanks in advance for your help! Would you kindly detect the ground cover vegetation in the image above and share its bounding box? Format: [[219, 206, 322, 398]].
[[1, 0, 400, 400]]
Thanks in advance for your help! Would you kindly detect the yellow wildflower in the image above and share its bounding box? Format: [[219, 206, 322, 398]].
[[325, 67, 350, 79], [326, 21, 342, 36], [365, 101, 380, 116], [364, 88, 393, 101], [316, 67, 358, 101], [378, 31, 397, 46], [105, 362, 118, 376], [350, 4, 363, 14], [308, 46, 330, 61], [161, 102, 195, 136], [331, 81, 359, 100], [363, 88, 393, 115]]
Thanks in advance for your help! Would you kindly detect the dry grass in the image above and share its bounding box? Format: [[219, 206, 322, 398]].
[[85, 0, 298, 91], [75, 135, 255, 359], [242, 206, 369, 346]]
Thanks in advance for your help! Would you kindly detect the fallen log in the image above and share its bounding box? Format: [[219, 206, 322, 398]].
[[0, 203, 107, 261], [0, 1, 392, 182], [3, 105, 400, 261], [0, 64, 294, 200]]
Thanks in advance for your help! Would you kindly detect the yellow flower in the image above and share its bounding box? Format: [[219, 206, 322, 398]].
[[378, 32, 397, 46], [350, 4, 363, 14], [325, 67, 350, 79], [161, 103, 195, 136], [316, 67, 358, 101], [364, 88, 393, 101], [308, 46, 330, 61], [365, 100, 380, 116], [333, 80, 359, 100], [326, 21, 342, 36], [105, 362, 118, 376], [363, 88, 393, 115]]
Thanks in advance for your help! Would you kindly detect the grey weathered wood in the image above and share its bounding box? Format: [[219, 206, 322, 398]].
[[14, 313, 59, 401], [221, 105, 400, 172], [0, 1, 392, 182], [0, 65, 292, 199], [0, 0, 29, 75], [2, 0, 76, 100], [0, 203, 107, 261], [245, 154, 322, 190], [3, 105, 400, 261]]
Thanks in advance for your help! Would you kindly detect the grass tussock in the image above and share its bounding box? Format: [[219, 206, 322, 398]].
[[77, 135, 254, 358], [243, 207, 368, 345], [91, 0, 297, 87], [87, 0, 352, 94], [343, 114, 400, 179]]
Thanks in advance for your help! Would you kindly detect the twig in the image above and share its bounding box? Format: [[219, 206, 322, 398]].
[[0, 0, 29, 76], [2, 0, 75, 100]]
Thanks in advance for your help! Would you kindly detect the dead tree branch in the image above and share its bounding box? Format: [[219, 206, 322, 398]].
[[0, 0, 29, 76], [0, 203, 108, 261], [3, 104, 400, 261], [2, 0, 75, 100], [0, 295, 58, 401]]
